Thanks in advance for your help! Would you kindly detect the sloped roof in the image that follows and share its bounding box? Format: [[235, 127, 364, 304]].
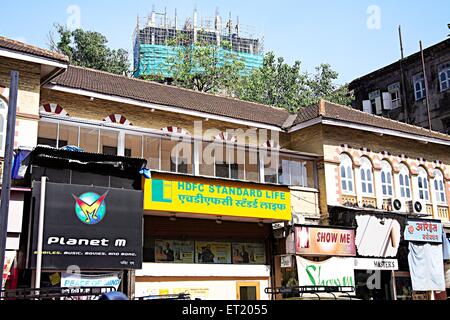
[[292, 101, 450, 142], [0, 36, 69, 63], [50, 66, 290, 127]]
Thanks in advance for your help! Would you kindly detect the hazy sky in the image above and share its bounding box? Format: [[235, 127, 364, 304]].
[[1, 0, 448, 83]]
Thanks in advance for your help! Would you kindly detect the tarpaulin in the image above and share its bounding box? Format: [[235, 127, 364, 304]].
[[408, 242, 445, 291]]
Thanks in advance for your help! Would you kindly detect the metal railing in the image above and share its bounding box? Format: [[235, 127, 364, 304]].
[[265, 286, 357, 301], [136, 293, 191, 301]]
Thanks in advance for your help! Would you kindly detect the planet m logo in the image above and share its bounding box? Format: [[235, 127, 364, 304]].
[[152, 180, 173, 203]]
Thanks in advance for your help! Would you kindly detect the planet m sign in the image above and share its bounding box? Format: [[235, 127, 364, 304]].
[[143, 175, 291, 221]]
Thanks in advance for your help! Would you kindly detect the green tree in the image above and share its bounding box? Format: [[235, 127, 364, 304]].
[[235, 52, 352, 113], [165, 33, 245, 93], [49, 24, 130, 75]]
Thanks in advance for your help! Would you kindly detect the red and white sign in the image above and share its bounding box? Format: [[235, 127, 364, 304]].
[[295, 226, 356, 257], [2, 251, 15, 289]]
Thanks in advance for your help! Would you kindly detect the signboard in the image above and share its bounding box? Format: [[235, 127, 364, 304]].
[[296, 257, 355, 288], [355, 215, 401, 258], [2, 251, 15, 289], [353, 258, 398, 271], [232, 243, 266, 264], [30, 182, 143, 270], [61, 273, 122, 290], [404, 220, 443, 243], [295, 226, 356, 257], [143, 176, 291, 221], [155, 240, 194, 263], [195, 241, 231, 264]]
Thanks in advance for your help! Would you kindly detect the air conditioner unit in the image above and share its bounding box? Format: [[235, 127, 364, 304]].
[[412, 200, 427, 215], [290, 213, 305, 226], [392, 198, 406, 214]]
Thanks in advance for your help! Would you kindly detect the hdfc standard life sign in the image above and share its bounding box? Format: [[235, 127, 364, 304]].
[[143, 175, 291, 221], [29, 182, 143, 270]]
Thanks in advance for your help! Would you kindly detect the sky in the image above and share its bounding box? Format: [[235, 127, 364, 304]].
[[0, 0, 448, 84]]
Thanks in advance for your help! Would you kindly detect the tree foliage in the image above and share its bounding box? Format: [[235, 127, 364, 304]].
[[166, 33, 245, 94], [49, 24, 130, 75], [234, 52, 352, 113]]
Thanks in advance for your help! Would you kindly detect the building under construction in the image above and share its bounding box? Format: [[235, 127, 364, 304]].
[[133, 7, 264, 79]]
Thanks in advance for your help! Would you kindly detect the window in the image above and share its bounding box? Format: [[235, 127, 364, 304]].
[[360, 157, 374, 195], [37, 121, 58, 148], [439, 63, 450, 92], [340, 154, 354, 194], [368, 90, 381, 114], [0, 99, 7, 156], [434, 170, 447, 205], [79, 128, 99, 153], [417, 167, 430, 202], [125, 134, 143, 158], [387, 83, 401, 109], [214, 143, 244, 180], [381, 161, 394, 197], [58, 124, 79, 148], [263, 149, 279, 184], [161, 137, 192, 174], [399, 164, 412, 199], [413, 73, 426, 101], [100, 130, 119, 156], [143, 136, 161, 170]]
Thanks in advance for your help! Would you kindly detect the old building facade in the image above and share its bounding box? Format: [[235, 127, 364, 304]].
[[349, 38, 450, 134]]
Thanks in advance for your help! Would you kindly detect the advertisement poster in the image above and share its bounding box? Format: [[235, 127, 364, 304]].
[[144, 177, 291, 221], [30, 182, 143, 270], [232, 243, 266, 264], [295, 226, 356, 257], [155, 240, 194, 263], [2, 251, 15, 289], [296, 257, 355, 288], [355, 215, 401, 258], [404, 220, 443, 243], [195, 242, 231, 264]]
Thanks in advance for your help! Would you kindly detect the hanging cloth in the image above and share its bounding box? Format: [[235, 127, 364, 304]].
[[408, 242, 445, 291]]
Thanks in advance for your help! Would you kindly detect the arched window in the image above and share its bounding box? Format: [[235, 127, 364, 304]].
[[434, 170, 447, 205], [381, 160, 393, 197], [0, 98, 7, 157], [360, 157, 374, 195], [40, 103, 70, 117], [398, 164, 412, 199], [340, 154, 354, 194], [417, 167, 430, 202]]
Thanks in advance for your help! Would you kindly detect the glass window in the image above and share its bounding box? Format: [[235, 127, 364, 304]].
[[387, 82, 401, 109], [245, 148, 259, 183], [340, 154, 354, 194], [214, 143, 242, 180], [144, 136, 160, 170], [434, 170, 447, 205], [100, 130, 119, 155], [439, 63, 450, 92], [381, 161, 393, 197], [399, 164, 412, 199], [413, 73, 426, 101], [360, 157, 374, 195], [58, 124, 79, 148], [417, 167, 430, 202], [125, 134, 143, 158], [199, 141, 215, 177], [278, 155, 291, 185], [161, 137, 192, 174], [37, 121, 58, 148], [79, 128, 99, 153], [263, 149, 278, 184]]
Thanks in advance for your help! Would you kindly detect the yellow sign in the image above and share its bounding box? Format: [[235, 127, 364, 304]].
[[143, 175, 291, 221]]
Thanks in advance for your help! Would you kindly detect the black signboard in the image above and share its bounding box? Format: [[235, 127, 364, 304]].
[[30, 182, 143, 270]]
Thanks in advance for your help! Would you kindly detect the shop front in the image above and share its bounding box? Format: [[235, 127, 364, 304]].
[[274, 225, 357, 299], [329, 208, 405, 300], [403, 219, 447, 300], [137, 173, 291, 300], [18, 147, 145, 297]]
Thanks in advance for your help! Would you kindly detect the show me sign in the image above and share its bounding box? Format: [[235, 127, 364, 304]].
[[143, 175, 291, 221]]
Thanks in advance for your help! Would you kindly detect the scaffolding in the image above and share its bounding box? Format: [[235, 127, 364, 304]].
[[133, 7, 264, 79]]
